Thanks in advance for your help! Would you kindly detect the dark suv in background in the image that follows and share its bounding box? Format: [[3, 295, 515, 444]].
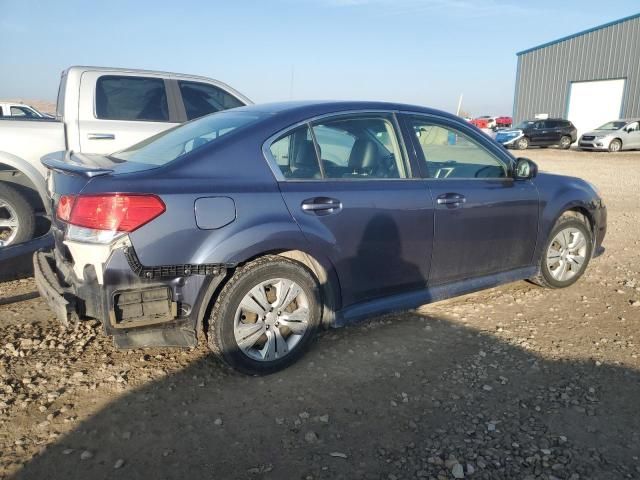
[[496, 119, 577, 150]]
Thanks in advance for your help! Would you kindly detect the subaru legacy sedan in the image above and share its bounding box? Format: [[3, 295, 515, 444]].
[[34, 101, 606, 374]]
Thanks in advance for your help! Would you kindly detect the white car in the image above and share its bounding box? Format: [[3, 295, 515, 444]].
[[0, 66, 251, 248], [578, 119, 640, 152], [0, 102, 52, 119]]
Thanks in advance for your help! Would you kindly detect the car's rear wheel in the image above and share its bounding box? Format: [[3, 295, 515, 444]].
[[531, 215, 592, 289], [207, 255, 321, 375], [0, 183, 35, 248], [516, 137, 529, 150], [608, 139, 622, 152], [559, 135, 572, 149]]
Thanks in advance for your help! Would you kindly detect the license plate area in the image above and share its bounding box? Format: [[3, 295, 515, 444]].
[[110, 287, 177, 329]]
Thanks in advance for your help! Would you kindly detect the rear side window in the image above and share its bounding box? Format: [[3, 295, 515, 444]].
[[268, 115, 408, 180], [178, 81, 244, 120], [95, 75, 169, 121], [312, 116, 406, 179], [270, 126, 321, 179]]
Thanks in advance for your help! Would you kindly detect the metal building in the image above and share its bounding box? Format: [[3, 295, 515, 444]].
[[513, 13, 640, 134]]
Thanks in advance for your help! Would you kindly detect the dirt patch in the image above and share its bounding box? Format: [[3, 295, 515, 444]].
[[1, 148, 639, 479]]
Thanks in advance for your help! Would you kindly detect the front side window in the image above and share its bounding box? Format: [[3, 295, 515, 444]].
[[178, 81, 244, 120], [95, 75, 169, 121], [626, 121, 639, 132], [407, 118, 507, 179]]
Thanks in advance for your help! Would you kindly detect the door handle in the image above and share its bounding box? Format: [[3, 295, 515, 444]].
[[301, 197, 342, 216], [87, 133, 115, 140], [436, 193, 466, 207]]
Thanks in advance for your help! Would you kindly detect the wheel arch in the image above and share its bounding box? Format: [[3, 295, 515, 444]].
[[536, 200, 597, 265], [0, 152, 50, 215], [194, 248, 341, 337]]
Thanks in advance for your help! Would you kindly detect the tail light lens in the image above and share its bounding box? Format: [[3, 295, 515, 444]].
[[56, 195, 76, 222], [58, 194, 165, 233]]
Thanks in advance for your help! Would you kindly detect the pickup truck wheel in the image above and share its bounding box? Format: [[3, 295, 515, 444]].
[[531, 216, 592, 289], [608, 139, 622, 153], [516, 137, 529, 150], [0, 183, 35, 247], [559, 135, 572, 149], [207, 255, 321, 375]]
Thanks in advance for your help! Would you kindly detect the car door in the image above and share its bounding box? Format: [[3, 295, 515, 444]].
[[623, 121, 640, 148], [533, 120, 554, 145], [266, 112, 434, 307], [77, 71, 181, 154], [401, 114, 539, 285]]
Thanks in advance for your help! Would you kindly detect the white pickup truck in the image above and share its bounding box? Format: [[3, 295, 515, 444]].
[[0, 66, 251, 249]]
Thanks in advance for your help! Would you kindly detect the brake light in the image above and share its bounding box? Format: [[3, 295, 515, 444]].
[[64, 194, 165, 232], [56, 195, 76, 222]]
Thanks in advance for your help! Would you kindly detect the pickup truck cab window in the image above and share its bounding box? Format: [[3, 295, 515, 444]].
[[406, 118, 507, 179], [95, 75, 169, 122], [10, 106, 38, 118], [178, 81, 244, 120]]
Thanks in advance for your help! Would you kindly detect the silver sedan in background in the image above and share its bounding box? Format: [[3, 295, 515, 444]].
[[579, 119, 640, 152]]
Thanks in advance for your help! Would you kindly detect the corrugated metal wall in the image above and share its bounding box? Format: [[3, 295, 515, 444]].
[[513, 15, 640, 123]]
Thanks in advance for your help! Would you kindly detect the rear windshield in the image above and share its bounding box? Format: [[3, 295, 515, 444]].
[[111, 110, 265, 166]]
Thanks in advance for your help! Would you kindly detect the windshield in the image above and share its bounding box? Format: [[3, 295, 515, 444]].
[[111, 110, 266, 165], [595, 121, 626, 131], [515, 121, 535, 129]]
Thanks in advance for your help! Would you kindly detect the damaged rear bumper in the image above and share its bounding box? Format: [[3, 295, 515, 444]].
[[33, 247, 227, 349]]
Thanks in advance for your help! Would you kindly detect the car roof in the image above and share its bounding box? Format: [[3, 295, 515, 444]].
[[231, 100, 461, 123]]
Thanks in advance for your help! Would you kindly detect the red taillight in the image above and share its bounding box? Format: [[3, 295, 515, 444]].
[[63, 194, 165, 232], [56, 195, 76, 222]]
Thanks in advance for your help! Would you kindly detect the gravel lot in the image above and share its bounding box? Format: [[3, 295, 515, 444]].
[[0, 148, 639, 480]]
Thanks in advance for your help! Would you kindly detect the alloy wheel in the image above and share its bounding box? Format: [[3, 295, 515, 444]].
[[546, 227, 588, 282], [233, 278, 310, 362], [0, 199, 19, 247]]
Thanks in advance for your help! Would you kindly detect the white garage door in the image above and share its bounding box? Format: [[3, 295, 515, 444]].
[[567, 79, 625, 136]]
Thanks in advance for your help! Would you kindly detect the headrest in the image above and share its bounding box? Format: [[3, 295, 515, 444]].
[[348, 138, 378, 171], [294, 141, 318, 167]]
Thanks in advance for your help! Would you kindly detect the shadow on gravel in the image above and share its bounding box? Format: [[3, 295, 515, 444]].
[[0, 292, 39, 306], [10, 311, 640, 480]]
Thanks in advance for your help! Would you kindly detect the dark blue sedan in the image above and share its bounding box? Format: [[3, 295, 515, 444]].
[[34, 101, 606, 374]]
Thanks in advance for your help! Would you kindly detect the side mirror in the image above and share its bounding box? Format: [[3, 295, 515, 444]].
[[514, 157, 538, 180]]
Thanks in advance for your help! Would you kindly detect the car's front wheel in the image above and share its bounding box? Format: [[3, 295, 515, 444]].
[[207, 255, 321, 375], [516, 137, 529, 150], [608, 139, 622, 152], [532, 215, 592, 288]]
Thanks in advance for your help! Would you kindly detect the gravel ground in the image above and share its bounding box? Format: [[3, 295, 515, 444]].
[[0, 148, 639, 480]]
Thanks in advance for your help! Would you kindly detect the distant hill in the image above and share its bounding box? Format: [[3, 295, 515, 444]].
[[0, 99, 56, 115]]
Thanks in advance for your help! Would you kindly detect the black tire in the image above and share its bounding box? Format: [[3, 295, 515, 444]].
[[559, 135, 572, 149], [207, 255, 321, 375], [517, 137, 529, 150], [608, 139, 622, 153], [531, 215, 592, 289], [0, 183, 35, 247]]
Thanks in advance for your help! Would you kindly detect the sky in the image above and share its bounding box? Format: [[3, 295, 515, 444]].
[[1, 0, 638, 116]]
